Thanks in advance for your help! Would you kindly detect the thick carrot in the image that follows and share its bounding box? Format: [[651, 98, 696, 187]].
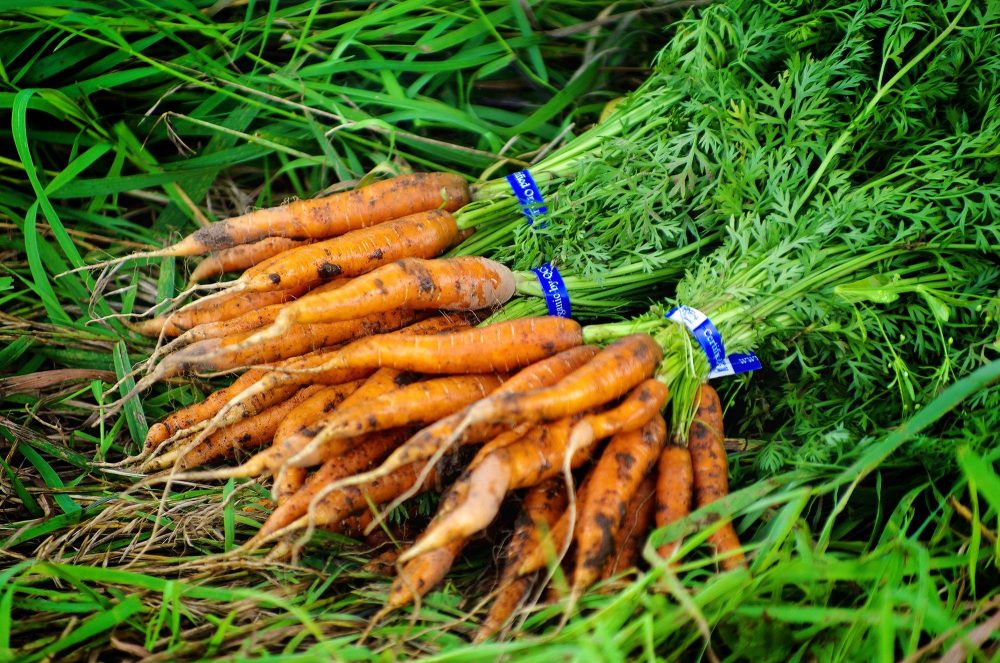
[[271, 381, 366, 454], [401, 417, 588, 561], [654, 445, 693, 563], [601, 474, 655, 580], [567, 378, 669, 454], [688, 384, 746, 571], [378, 538, 466, 618], [225, 209, 462, 296], [252, 429, 409, 543], [288, 373, 506, 468], [104, 173, 470, 260], [134, 287, 306, 338], [356, 346, 600, 487], [573, 414, 666, 591], [475, 479, 567, 642], [188, 237, 311, 283], [456, 333, 662, 434], [152, 309, 422, 377], [235, 256, 516, 348]]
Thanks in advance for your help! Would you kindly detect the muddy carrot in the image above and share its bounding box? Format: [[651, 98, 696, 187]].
[[188, 237, 311, 283], [654, 445, 693, 563], [134, 287, 307, 338], [601, 474, 655, 579], [567, 378, 668, 454], [688, 384, 746, 571]]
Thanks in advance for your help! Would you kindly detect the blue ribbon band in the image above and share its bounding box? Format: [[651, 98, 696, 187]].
[[665, 306, 760, 378], [531, 262, 572, 318], [506, 169, 547, 225]]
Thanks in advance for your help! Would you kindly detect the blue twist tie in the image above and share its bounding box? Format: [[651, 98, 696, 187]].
[[531, 262, 572, 318], [665, 306, 761, 378], [506, 169, 547, 225]]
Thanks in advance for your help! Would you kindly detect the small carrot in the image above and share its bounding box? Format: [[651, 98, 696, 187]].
[[475, 479, 567, 642], [234, 256, 517, 348], [401, 417, 588, 562], [350, 346, 600, 489], [134, 287, 306, 338], [188, 237, 311, 284], [155, 278, 352, 355], [171, 385, 324, 470], [376, 538, 466, 620], [274, 467, 308, 507], [267, 368, 418, 496], [144, 368, 267, 448], [252, 429, 410, 543], [516, 477, 591, 578], [688, 384, 746, 571], [79, 173, 470, 264], [288, 373, 506, 468], [654, 445, 693, 564], [149, 309, 422, 379], [601, 474, 656, 580], [573, 414, 666, 592], [454, 333, 662, 438], [567, 378, 669, 455]]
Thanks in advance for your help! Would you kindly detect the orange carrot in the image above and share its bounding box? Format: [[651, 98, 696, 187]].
[[235, 257, 516, 348], [188, 237, 311, 283], [601, 474, 655, 580], [357, 346, 600, 486], [144, 368, 267, 448], [475, 479, 567, 642], [151, 309, 422, 378], [456, 333, 662, 435], [288, 373, 506, 468], [688, 384, 746, 571], [573, 414, 666, 592], [654, 445, 693, 564], [97, 173, 470, 261], [170, 385, 324, 470], [378, 538, 466, 618], [220, 209, 462, 296], [516, 477, 592, 577], [401, 417, 588, 561], [567, 378, 669, 454], [134, 287, 307, 338], [253, 429, 410, 543], [274, 467, 308, 507]]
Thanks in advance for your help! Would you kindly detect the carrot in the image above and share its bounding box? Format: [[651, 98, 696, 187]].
[[166, 385, 324, 471], [349, 346, 601, 490], [401, 417, 590, 562], [155, 278, 352, 355], [475, 479, 567, 642], [601, 474, 655, 579], [188, 237, 311, 284], [235, 256, 517, 348], [252, 429, 410, 543], [192, 316, 473, 460], [144, 368, 267, 448], [265, 367, 418, 498], [274, 467, 308, 507], [654, 445, 693, 564], [377, 538, 466, 619], [83, 173, 470, 265], [573, 414, 666, 592], [567, 378, 669, 455], [210, 209, 462, 300], [515, 477, 591, 578], [288, 373, 506, 468], [453, 334, 662, 440], [271, 381, 366, 456], [134, 287, 307, 338], [149, 309, 423, 379], [688, 384, 746, 571]]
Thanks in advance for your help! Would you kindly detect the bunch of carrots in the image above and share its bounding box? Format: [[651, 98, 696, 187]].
[[88, 170, 747, 639]]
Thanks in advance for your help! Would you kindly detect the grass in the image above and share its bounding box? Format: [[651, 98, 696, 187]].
[[1, 0, 999, 661]]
